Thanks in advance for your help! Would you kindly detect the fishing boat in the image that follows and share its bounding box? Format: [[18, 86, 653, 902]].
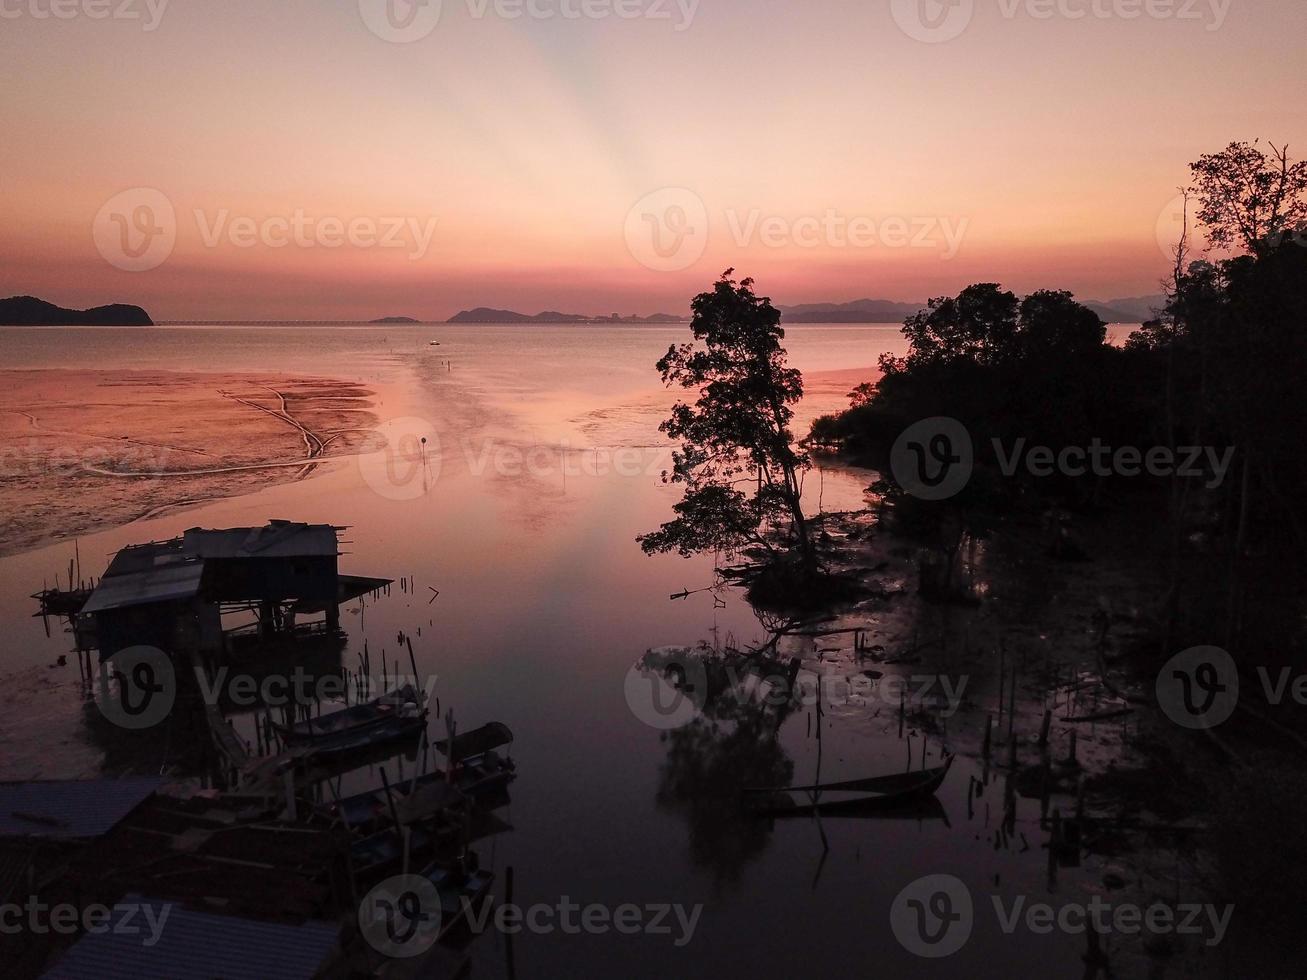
[[351, 823, 436, 878], [744, 755, 953, 817], [435, 722, 513, 760], [423, 862, 495, 940], [326, 750, 515, 831], [272, 685, 427, 747]]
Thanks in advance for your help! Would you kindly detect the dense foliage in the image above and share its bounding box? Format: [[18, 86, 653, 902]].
[[813, 141, 1307, 653]]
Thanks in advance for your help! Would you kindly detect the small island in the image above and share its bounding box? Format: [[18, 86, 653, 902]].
[[0, 295, 153, 326], [370, 316, 422, 324]]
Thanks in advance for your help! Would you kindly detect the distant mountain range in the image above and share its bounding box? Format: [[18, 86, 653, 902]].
[[1081, 295, 1167, 323], [776, 299, 928, 323], [447, 308, 686, 324], [0, 293, 1165, 329], [0, 295, 153, 326], [775, 294, 1166, 324]]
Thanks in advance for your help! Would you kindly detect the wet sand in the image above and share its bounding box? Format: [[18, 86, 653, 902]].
[[0, 369, 379, 558]]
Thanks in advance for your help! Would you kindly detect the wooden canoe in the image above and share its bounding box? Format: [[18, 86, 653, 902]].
[[744, 755, 954, 817]]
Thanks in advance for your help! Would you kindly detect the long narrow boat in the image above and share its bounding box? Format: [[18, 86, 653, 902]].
[[423, 863, 496, 940], [744, 755, 953, 817], [272, 685, 427, 747], [435, 722, 513, 760], [326, 751, 516, 831]]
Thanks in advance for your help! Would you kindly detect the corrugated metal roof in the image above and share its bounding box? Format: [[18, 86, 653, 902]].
[[102, 538, 187, 578], [183, 521, 339, 560], [41, 896, 340, 980], [81, 561, 205, 614], [0, 778, 161, 839]]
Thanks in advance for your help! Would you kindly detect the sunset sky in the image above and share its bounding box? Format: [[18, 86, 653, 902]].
[[2, 0, 1304, 320]]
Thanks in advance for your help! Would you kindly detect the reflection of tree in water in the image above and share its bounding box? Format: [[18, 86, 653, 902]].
[[646, 647, 800, 885]]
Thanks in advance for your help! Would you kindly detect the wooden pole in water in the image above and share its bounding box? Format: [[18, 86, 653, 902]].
[[1008, 665, 1018, 740], [1038, 708, 1052, 748], [380, 767, 402, 834], [1048, 808, 1061, 888], [505, 865, 518, 980]]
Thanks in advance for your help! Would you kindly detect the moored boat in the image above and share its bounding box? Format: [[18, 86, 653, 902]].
[[744, 755, 954, 817], [272, 684, 427, 747]]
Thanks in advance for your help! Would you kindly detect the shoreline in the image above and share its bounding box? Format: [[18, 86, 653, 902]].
[[0, 368, 380, 559]]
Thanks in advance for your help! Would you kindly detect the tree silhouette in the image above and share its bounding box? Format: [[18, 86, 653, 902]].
[[639, 272, 815, 570], [1189, 140, 1307, 256]]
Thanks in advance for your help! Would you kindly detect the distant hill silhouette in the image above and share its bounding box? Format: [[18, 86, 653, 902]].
[[447, 307, 686, 324], [1083, 295, 1166, 323], [0, 295, 153, 326], [370, 316, 422, 324], [775, 294, 1166, 325], [777, 299, 928, 322]]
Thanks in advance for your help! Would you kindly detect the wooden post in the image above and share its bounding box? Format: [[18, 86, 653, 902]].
[[283, 770, 297, 822], [1048, 808, 1061, 888], [380, 767, 402, 833]]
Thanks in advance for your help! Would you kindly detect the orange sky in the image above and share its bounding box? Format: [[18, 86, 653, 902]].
[[1, 0, 1304, 319]]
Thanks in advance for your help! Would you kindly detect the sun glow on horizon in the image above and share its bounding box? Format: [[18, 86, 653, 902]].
[[1, 0, 1303, 319]]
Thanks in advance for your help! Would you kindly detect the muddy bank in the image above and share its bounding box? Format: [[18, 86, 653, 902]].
[[741, 502, 1274, 976], [0, 369, 379, 558]]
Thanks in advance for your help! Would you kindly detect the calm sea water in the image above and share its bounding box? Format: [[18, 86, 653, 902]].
[[0, 324, 1135, 978]]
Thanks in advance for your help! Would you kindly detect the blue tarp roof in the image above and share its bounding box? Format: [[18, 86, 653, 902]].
[[41, 896, 339, 980], [0, 778, 161, 839]]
